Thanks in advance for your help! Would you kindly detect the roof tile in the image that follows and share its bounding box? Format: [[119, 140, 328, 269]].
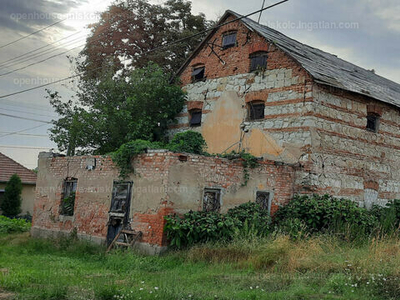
[[0, 152, 37, 184]]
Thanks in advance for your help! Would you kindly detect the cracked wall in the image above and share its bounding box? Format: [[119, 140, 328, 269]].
[[298, 84, 400, 206], [32, 152, 295, 251]]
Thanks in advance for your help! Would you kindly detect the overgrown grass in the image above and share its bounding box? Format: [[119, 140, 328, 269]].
[[1, 233, 399, 299]]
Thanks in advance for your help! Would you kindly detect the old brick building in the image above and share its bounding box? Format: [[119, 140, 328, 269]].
[[169, 10, 400, 208], [32, 10, 400, 252]]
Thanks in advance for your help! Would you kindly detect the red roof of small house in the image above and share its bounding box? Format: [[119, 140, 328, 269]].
[[0, 152, 37, 184]]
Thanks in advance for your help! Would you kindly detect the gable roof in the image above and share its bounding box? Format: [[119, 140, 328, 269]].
[[178, 10, 400, 109], [0, 152, 37, 184]]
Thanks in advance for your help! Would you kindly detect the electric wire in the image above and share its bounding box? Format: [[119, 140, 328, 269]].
[[0, 0, 289, 99], [0, 18, 66, 50]]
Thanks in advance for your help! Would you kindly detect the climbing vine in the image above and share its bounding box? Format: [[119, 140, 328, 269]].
[[220, 151, 260, 186]]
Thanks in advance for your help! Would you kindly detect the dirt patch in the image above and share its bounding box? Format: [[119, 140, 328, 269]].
[[0, 291, 14, 300], [0, 269, 9, 275]]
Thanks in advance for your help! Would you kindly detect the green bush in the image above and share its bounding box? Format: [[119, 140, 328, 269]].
[[0, 215, 31, 234], [227, 202, 271, 236], [370, 199, 400, 234], [274, 194, 378, 236], [165, 202, 271, 248], [111, 131, 207, 178], [168, 130, 207, 154], [111, 139, 165, 178], [1, 174, 23, 217], [164, 211, 238, 248]]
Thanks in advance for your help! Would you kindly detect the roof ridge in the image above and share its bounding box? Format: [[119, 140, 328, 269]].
[[227, 9, 400, 108], [237, 12, 400, 84]]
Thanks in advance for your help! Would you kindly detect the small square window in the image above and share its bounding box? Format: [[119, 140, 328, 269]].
[[366, 114, 379, 132], [191, 66, 205, 82], [203, 188, 221, 212], [60, 178, 77, 216], [189, 110, 202, 127], [256, 191, 270, 211], [248, 102, 265, 120], [250, 53, 268, 72], [222, 32, 237, 49]]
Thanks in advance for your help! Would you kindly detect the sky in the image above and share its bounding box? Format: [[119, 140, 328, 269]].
[[0, 0, 399, 169]]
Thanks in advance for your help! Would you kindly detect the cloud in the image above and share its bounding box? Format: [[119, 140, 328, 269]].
[[0, 0, 86, 34]]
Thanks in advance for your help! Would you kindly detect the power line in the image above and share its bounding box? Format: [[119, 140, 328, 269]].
[[0, 131, 48, 137], [0, 9, 134, 68], [0, 31, 82, 68], [1, 101, 57, 113], [0, 145, 53, 150], [0, 16, 114, 71], [0, 123, 49, 138], [0, 22, 112, 74], [0, 18, 66, 50], [0, 74, 78, 99], [0, 42, 85, 77], [0, 1, 289, 99], [0, 107, 57, 118], [0, 112, 52, 123], [0, 35, 85, 70]]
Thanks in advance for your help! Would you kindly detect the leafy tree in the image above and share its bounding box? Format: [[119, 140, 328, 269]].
[[48, 63, 185, 155], [1, 174, 22, 217], [78, 0, 212, 79], [49, 0, 211, 154]]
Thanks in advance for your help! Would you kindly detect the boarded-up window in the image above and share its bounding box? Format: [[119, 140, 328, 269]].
[[248, 101, 265, 120], [256, 191, 270, 211], [192, 66, 205, 82], [250, 52, 268, 72], [189, 110, 202, 127], [366, 114, 379, 132], [60, 178, 77, 216], [203, 188, 221, 212], [222, 32, 237, 49]]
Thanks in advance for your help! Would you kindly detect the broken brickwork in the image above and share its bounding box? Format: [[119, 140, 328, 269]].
[[32, 151, 295, 253]]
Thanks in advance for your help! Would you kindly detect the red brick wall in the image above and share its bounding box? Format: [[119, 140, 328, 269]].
[[33, 152, 296, 247], [179, 15, 311, 87]]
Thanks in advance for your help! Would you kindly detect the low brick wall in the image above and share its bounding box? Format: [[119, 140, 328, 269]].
[[32, 152, 295, 253]]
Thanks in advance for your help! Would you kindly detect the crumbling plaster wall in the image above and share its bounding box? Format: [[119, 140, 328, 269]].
[[170, 16, 400, 206], [32, 152, 295, 249], [299, 84, 400, 205], [169, 15, 314, 164]]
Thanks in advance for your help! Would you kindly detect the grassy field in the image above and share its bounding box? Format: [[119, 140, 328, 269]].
[[0, 233, 399, 300]]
